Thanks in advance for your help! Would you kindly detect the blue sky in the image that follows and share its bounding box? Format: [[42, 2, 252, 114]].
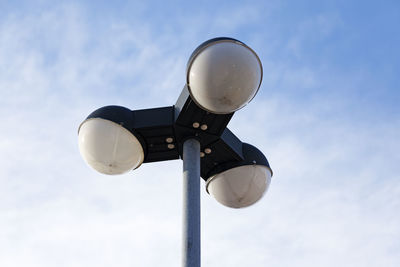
[[0, 0, 399, 266]]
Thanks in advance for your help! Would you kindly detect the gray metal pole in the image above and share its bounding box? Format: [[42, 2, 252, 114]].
[[182, 138, 201, 267]]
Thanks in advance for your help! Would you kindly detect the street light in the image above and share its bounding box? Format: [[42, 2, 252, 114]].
[[78, 37, 273, 267]]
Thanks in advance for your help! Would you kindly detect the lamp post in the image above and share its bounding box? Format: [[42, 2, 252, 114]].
[[78, 37, 273, 267]]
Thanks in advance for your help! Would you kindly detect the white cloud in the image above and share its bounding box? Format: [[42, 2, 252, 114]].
[[0, 2, 399, 267]]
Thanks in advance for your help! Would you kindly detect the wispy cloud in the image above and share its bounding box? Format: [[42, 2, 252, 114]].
[[1, 1, 399, 267]]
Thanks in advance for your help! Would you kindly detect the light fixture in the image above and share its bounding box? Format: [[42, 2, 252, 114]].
[[78, 106, 145, 175], [206, 165, 272, 208], [186, 37, 263, 114], [205, 143, 272, 208], [78, 37, 273, 267]]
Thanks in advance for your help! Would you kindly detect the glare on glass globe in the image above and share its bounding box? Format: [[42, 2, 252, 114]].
[[187, 39, 263, 114], [206, 165, 272, 208], [78, 118, 144, 175]]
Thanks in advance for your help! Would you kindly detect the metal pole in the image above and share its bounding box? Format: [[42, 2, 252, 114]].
[[182, 138, 201, 267]]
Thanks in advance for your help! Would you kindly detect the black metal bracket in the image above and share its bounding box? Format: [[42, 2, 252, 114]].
[[83, 85, 271, 181]]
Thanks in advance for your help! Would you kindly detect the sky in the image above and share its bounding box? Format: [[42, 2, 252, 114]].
[[0, 0, 399, 266]]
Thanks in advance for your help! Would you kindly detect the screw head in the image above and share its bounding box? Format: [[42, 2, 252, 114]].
[[167, 144, 175, 149]]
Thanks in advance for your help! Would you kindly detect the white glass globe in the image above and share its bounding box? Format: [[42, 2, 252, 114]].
[[206, 165, 272, 208], [187, 40, 262, 114], [78, 118, 144, 175]]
